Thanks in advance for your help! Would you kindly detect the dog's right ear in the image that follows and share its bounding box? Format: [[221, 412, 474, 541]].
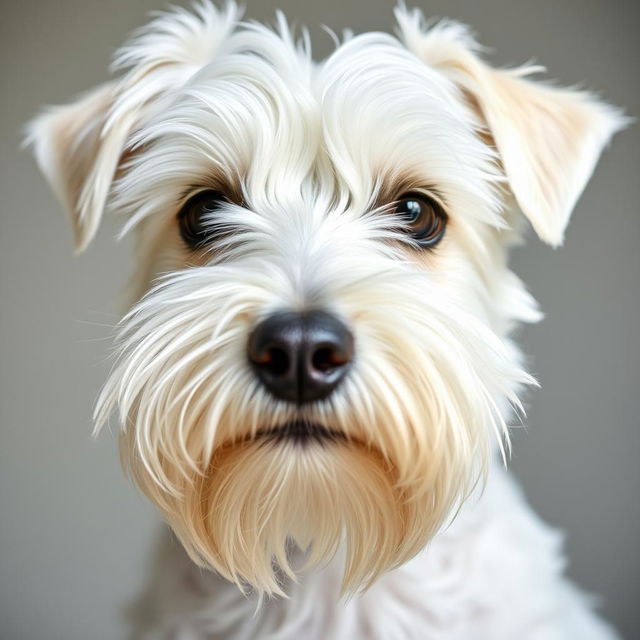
[[26, 2, 240, 253], [26, 82, 125, 253]]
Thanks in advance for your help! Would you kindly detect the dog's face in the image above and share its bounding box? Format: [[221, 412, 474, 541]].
[[29, 4, 623, 595]]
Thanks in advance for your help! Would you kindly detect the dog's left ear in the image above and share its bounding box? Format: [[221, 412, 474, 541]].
[[396, 9, 627, 246]]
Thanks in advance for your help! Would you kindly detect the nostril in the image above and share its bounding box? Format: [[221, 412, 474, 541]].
[[249, 343, 290, 377], [262, 346, 289, 376], [311, 346, 348, 372]]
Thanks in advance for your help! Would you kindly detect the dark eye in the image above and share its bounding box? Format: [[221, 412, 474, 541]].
[[394, 192, 448, 248], [178, 190, 228, 249]]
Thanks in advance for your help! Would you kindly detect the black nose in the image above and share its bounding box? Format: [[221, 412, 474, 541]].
[[248, 311, 354, 404]]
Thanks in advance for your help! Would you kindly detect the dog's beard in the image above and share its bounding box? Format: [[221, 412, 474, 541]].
[[96, 259, 531, 595], [148, 436, 416, 596]]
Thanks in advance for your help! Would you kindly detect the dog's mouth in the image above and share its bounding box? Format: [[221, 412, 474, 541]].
[[255, 421, 345, 445]]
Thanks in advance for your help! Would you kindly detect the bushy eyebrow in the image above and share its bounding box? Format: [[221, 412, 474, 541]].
[[179, 171, 246, 211], [371, 172, 443, 211]]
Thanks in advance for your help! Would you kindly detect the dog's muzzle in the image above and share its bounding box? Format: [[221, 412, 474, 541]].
[[248, 310, 354, 404]]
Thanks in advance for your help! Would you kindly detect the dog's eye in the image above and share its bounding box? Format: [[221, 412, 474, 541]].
[[395, 193, 447, 247], [178, 190, 228, 249]]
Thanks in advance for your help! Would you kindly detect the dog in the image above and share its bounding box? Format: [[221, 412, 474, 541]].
[[28, 2, 626, 638]]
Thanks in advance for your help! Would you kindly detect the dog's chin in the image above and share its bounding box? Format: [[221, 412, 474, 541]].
[[121, 408, 469, 596], [136, 428, 438, 597]]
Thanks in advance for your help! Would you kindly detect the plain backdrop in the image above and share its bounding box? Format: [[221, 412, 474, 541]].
[[1, 1, 638, 638]]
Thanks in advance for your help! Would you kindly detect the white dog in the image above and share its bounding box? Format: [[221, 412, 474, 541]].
[[28, 3, 625, 638]]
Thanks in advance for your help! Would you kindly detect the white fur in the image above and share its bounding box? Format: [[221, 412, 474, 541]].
[[28, 2, 625, 637]]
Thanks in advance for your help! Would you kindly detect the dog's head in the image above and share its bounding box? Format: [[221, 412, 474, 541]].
[[28, 3, 624, 595]]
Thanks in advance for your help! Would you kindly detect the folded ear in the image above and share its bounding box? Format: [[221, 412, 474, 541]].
[[396, 8, 627, 246], [27, 83, 125, 253], [26, 2, 240, 252]]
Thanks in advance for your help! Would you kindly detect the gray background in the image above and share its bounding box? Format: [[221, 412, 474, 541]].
[[1, 0, 638, 638]]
